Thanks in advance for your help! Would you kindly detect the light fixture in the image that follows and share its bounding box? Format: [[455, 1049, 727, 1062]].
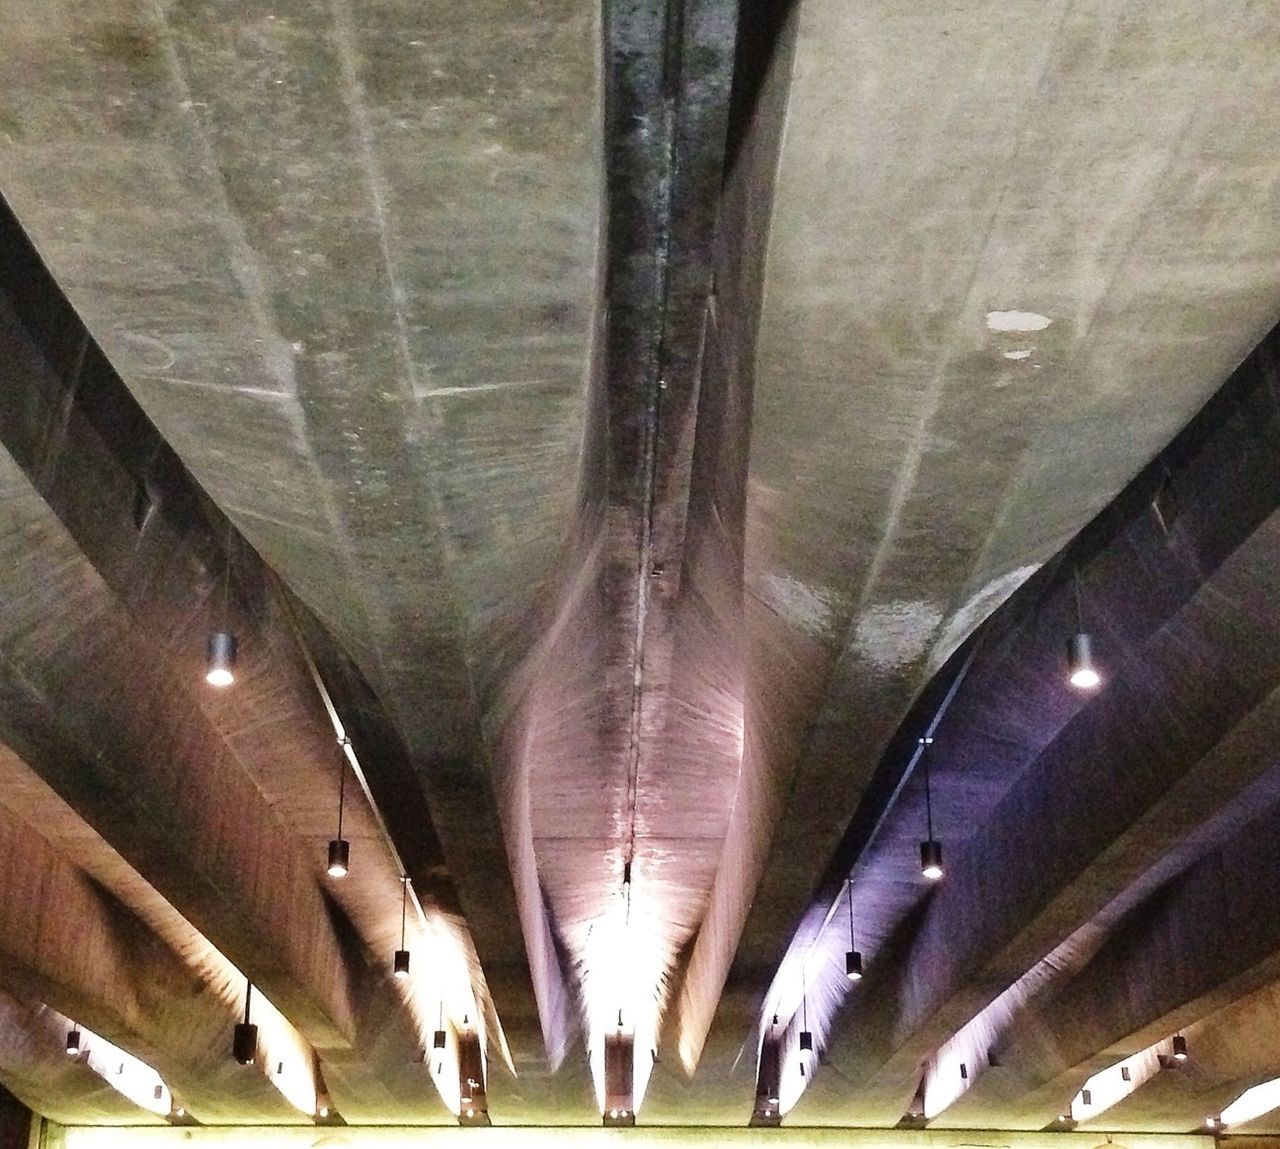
[[318, 1105, 329, 1119], [233, 980, 258, 1065], [1172, 1034, 1188, 1062], [1205, 1116, 1218, 1130], [206, 630, 237, 688], [327, 745, 350, 878], [393, 875, 411, 979], [434, 1001, 447, 1050], [603, 1031, 635, 1126], [919, 738, 944, 880], [798, 965, 814, 1057], [174, 1108, 185, 1119], [1067, 572, 1102, 690], [1067, 633, 1101, 690], [65, 1027, 80, 1056], [844, 878, 864, 981]]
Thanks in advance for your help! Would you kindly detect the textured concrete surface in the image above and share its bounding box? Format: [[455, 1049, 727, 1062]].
[[2, 0, 1280, 1134]]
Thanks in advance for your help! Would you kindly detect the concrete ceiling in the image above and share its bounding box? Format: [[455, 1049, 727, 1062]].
[[1, 0, 1280, 1132]]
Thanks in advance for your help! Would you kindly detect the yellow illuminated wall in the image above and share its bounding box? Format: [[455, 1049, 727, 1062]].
[[51, 1125, 1214, 1149]]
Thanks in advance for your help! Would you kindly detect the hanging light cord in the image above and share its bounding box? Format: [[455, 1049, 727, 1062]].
[[846, 879, 855, 949], [400, 876, 409, 950], [923, 741, 935, 841], [243, 980, 252, 1027], [221, 521, 233, 627], [335, 745, 347, 841]]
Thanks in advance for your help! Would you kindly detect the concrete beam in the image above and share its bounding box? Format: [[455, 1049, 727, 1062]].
[[0, 793, 299, 1123], [0, 991, 159, 1127], [0, 194, 484, 1115], [941, 777, 1280, 1130], [780, 321, 1280, 1122]]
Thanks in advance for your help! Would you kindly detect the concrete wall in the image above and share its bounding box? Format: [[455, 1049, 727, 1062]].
[[48, 1127, 1211, 1149]]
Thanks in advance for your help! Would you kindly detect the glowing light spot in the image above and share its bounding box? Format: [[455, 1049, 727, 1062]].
[[1222, 1078, 1280, 1128]]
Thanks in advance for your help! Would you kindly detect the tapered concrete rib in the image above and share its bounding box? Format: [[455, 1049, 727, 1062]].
[[0, 194, 495, 1111], [0, 991, 157, 1126], [782, 328, 1280, 1122], [513, 0, 740, 1096], [944, 783, 1280, 1131], [1086, 979, 1280, 1134], [0, 251, 365, 1054], [0, 792, 298, 1123], [0, 345, 353, 1050], [0, 0, 600, 1079]]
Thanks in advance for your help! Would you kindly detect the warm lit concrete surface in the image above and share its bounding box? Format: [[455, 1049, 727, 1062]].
[[0, 0, 601, 1099], [684, 2, 1280, 1109], [46, 1128, 1214, 1149], [4, 0, 1280, 1132]]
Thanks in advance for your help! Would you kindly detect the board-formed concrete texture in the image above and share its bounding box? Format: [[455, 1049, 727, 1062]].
[[2, 0, 1280, 1135]]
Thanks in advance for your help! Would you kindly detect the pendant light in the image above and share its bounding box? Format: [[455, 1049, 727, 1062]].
[[844, 878, 863, 982], [65, 1026, 80, 1056], [798, 967, 813, 1063], [1067, 571, 1101, 691], [433, 1001, 447, 1051], [206, 526, 238, 688], [393, 876, 411, 979], [919, 737, 943, 881], [327, 745, 350, 878], [206, 630, 237, 688], [1172, 1034, 1188, 1062], [233, 980, 258, 1065]]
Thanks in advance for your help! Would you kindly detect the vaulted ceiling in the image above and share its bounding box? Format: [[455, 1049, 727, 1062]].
[[1, 0, 1280, 1133]]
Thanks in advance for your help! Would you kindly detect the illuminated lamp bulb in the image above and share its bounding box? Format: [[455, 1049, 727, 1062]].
[[175, 1108, 186, 1119], [1206, 1117, 1218, 1130], [1173, 1034, 1188, 1062], [65, 1028, 80, 1056], [393, 949, 410, 979], [846, 949, 864, 981], [327, 838, 350, 878], [205, 631, 237, 688], [1067, 633, 1101, 690], [466, 1108, 475, 1118], [920, 838, 944, 880], [318, 1105, 329, 1119]]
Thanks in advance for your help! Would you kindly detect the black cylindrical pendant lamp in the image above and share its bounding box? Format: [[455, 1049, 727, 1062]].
[[920, 838, 944, 880], [233, 980, 258, 1065], [327, 837, 350, 879], [393, 875, 411, 979]]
